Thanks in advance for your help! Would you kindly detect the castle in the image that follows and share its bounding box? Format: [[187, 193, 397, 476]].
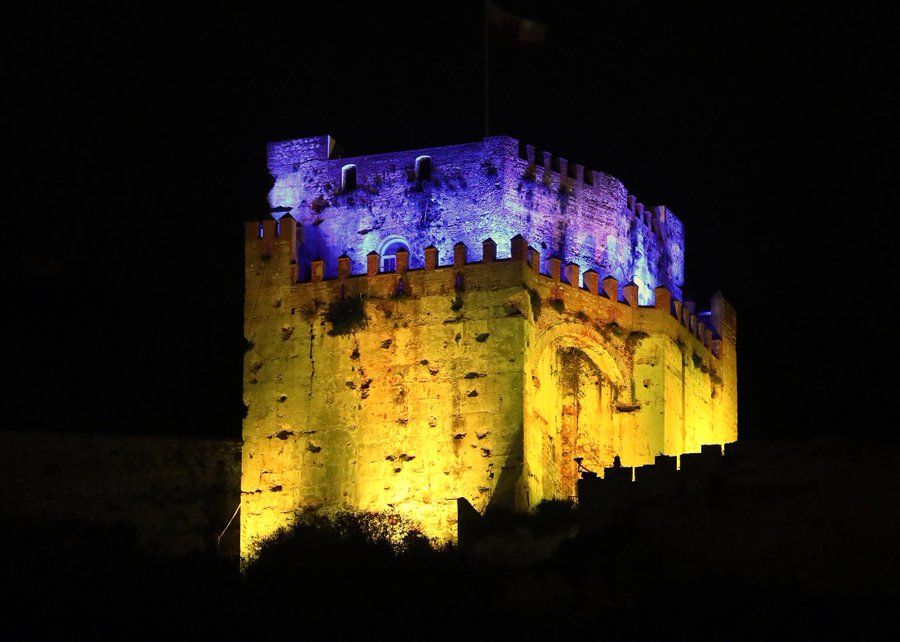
[[241, 134, 737, 559]]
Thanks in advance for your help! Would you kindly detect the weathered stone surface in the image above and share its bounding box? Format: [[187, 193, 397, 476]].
[[266, 135, 684, 304], [242, 136, 737, 559]]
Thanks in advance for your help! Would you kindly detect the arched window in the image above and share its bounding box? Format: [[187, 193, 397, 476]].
[[379, 236, 409, 273]]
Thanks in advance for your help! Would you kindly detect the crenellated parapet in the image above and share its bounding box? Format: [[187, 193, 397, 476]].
[[245, 222, 733, 359], [517, 142, 673, 245], [576, 444, 729, 509]]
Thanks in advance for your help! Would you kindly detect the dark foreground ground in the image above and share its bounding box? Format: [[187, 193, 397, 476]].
[[2, 435, 898, 640], [1, 521, 896, 641]]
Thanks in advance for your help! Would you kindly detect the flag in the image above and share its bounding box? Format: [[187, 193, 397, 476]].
[[486, 0, 548, 46]]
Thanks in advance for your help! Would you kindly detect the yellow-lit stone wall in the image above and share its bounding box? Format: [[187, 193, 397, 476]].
[[241, 225, 737, 559]]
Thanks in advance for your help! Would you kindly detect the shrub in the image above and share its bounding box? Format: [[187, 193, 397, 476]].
[[527, 287, 542, 320], [309, 194, 330, 215], [325, 295, 368, 336], [626, 330, 650, 349], [245, 507, 435, 579]]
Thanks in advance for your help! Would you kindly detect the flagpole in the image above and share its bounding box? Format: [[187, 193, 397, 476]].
[[484, 0, 490, 138]]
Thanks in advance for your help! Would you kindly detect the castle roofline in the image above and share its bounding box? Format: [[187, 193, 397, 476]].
[[267, 133, 520, 166]]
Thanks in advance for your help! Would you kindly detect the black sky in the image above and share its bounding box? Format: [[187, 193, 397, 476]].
[[5, 2, 898, 441]]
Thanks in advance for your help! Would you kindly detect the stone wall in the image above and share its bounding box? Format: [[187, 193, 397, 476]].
[[265, 134, 684, 303], [242, 239, 531, 554], [242, 226, 736, 558], [574, 437, 900, 601], [0, 431, 241, 557]]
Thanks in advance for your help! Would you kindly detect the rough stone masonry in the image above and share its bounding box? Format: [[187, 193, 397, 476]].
[[241, 135, 737, 559]]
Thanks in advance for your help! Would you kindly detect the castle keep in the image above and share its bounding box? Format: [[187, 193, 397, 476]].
[[241, 135, 737, 558]]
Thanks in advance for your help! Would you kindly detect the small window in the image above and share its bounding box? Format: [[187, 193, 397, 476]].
[[380, 237, 409, 273]]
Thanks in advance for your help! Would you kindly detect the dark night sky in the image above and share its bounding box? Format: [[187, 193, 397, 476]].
[[4, 2, 897, 442]]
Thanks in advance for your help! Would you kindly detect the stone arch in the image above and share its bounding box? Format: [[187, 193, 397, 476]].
[[378, 235, 409, 273], [525, 321, 628, 507], [531, 320, 627, 390]]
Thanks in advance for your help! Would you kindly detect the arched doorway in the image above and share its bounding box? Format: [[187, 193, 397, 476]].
[[550, 347, 608, 500], [525, 326, 625, 507]]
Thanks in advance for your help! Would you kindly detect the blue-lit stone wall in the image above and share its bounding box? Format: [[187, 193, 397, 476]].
[[267, 135, 685, 303]]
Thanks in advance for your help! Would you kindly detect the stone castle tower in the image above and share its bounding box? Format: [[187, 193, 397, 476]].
[[241, 135, 737, 558]]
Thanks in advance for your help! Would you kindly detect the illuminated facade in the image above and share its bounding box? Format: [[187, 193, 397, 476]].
[[241, 135, 737, 558]]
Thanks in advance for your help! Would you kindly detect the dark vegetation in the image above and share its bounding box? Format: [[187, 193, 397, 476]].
[[481, 160, 498, 176], [309, 194, 329, 215], [325, 294, 368, 336], [0, 518, 241, 640], [4, 439, 899, 640], [526, 286, 542, 320], [4, 481, 897, 641]]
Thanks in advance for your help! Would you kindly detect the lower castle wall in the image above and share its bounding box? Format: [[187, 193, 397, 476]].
[[242, 260, 530, 556], [6, 431, 896, 610], [574, 437, 900, 600]]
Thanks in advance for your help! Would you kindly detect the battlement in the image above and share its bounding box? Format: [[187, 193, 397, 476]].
[[514, 141, 672, 244], [581, 443, 726, 484], [246, 225, 732, 358]]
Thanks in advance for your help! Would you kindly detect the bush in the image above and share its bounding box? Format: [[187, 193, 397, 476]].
[[325, 295, 368, 336], [242, 508, 446, 625], [527, 287, 542, 320]]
